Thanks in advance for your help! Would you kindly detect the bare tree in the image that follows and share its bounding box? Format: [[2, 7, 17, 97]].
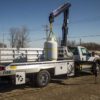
[[67, 40, 76, 46], [0, 43, 7, 48], [9, 26, 30, 48], [9, 28, 18, 48], [20, 26, 29, 48]]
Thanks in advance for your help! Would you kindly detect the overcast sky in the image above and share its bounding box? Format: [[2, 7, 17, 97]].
[[0, 0, 100, 47]]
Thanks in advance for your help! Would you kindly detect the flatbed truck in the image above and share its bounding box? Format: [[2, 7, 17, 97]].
[[0, 3, 100, 88]]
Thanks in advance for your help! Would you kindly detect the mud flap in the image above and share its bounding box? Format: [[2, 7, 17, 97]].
[[16, 72, 25, 85]]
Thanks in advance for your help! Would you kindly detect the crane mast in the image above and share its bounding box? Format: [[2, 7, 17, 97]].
[[49, 3, 71, 46]]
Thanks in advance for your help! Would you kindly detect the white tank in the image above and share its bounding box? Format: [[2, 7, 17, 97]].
[[44, 34, 58, 61]]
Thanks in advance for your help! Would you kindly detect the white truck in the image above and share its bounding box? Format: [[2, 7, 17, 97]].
[[0, 45, 99, 87], [0, 3, 100, 88], [69, 46, 100, 74], [0, 54, 74, 87]]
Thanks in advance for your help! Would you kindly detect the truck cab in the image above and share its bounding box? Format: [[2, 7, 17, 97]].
[[58, 46, 92, 61], [69, 46, 91, 61], [69, 46, 100, 73], [69, 46, 100, 62]]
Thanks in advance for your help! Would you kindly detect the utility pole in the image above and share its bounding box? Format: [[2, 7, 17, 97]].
[[3, 33, 4, 48], [80, 38, 82, 45], [43, 25, 49, 39]]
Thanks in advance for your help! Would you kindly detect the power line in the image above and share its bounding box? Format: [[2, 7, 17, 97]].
[[31, 34, 100, 43], [1, 16, 100, 33], [69, 16, 100, 24], [49, 15, 100, 27], [68, 34, 100, 38]]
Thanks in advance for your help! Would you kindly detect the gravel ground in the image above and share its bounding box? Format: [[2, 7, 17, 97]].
[[0, 73, 100, 100]]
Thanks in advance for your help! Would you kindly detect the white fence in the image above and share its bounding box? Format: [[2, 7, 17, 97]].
[[0, 48, 44, 63]]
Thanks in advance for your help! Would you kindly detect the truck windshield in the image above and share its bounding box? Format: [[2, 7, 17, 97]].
[[69, 47, 78, 55], [81, 48, 90, 56]]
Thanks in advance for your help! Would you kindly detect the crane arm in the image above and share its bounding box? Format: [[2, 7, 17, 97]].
[[49, 3, 71, 23], [49, 3, 71, 46]]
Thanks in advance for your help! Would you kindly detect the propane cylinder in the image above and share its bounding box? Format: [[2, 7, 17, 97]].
[[44, 32, 58, 61]]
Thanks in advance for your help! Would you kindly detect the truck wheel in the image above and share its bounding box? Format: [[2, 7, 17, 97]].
[[96, 62, 100, 73], [75, 63, 80, 76], [36, 70, 51, 87]]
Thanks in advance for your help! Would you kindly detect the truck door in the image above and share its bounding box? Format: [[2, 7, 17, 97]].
[[80, 47, 91, 61], [69, 47, 80, 61]]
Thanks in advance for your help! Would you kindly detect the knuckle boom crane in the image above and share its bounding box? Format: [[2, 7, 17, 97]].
[[49, 3, 71, 46], [0, 3, 99, 88]]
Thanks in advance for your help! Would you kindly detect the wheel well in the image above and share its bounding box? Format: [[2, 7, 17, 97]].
[[40, 68, 55, 77]]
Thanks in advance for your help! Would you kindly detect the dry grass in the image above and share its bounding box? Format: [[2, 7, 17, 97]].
[[0, 74, 100, 100]]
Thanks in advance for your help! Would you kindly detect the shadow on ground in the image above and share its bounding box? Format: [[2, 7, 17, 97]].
[[0, 72, 98, 93]]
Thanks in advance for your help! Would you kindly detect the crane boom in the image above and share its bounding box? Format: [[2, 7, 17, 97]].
[[49, 3, 71, 23], [49, 3, 71, 46]]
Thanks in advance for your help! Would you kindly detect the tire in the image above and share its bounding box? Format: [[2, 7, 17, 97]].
[[96, 61, 100, 73], [36, 70, 51, 87], [91, 61, 100, 76], [75, 63, 80, 76], [67, 64, 74, 75]]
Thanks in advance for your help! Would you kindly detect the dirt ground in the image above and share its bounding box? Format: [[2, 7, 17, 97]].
[[0, 73, 100, 100]]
